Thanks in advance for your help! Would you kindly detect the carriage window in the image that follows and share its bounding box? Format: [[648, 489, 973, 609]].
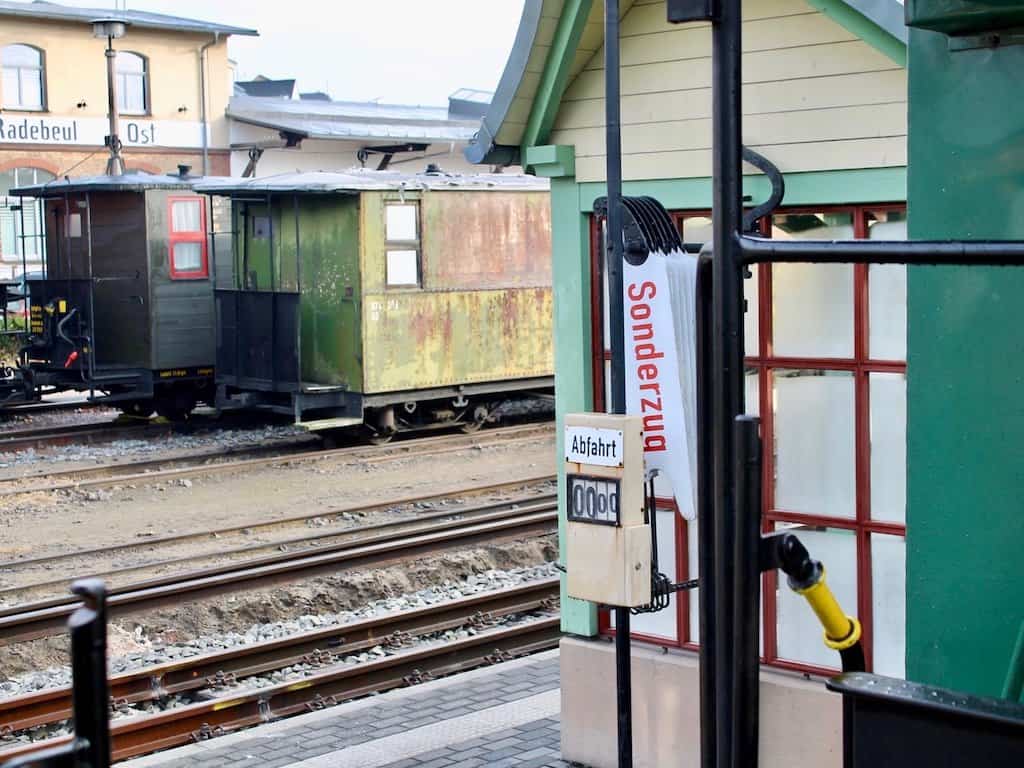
[[168, 197, 207, 279], [385, 202, 420, 287]]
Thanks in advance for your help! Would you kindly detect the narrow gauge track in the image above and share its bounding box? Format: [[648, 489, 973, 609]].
[[0, 485, 557, 607], [0, 475, 555, 575], [0, 501, 559, 645], [0, 578, 558, 736], [0, 397, 93, 417], [0, 422, 553, 497], [0, 420, 176, 453]]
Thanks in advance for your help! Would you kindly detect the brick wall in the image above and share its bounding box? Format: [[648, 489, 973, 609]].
[[0, 147, 230, 177]]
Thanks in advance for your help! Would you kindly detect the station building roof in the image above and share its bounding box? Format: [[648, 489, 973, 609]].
[[0, 0, 258, 36], [193, 169, 550, 196]]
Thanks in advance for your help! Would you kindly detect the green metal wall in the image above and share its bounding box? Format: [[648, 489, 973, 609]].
[[296, 196, 361, 388], [906, 29, 1024, 695], [232, 196, 361, 388]]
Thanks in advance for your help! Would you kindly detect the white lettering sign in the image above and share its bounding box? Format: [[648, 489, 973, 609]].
[[0, 115, 207, 149], [565, 426, 624, 468]]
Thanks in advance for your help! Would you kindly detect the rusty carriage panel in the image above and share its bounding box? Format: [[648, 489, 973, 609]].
[[361, 286, 553, 394], [420, 191, 552, 289]]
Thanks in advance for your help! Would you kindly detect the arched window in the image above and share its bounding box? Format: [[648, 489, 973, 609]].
[[116, 51, 148, 114], [2, 44, 45, 110], [1, 167, 57, 268]]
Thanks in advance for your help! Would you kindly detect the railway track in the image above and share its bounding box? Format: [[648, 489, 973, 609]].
[[0, 479, 557, 607], [0, 580, 560, 761], [0, 421, 553, 497], [0, 497, 559, 645], [0, 419, 176, 453], [0, 397, 94, 417]]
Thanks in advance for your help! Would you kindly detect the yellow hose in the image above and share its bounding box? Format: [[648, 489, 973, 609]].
[[793, 566, 862, 651]]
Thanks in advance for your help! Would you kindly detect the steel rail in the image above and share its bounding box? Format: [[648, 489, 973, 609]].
[[0, 490, 557, 605], [0, 507, 559, 645], [0, 420, 165, 453], [0, 422, 553, 497], [0, 474, 556, 573], [0, 578, 559, 734], [0, 616, 560, 762]]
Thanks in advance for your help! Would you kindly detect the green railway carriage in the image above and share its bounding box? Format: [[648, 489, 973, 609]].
[[196, 169, 554, 434]]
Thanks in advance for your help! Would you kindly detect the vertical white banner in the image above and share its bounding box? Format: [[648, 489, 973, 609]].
[[623, 253, 697, 519]]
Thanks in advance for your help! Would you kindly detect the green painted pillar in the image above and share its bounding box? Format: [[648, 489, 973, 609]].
[[906, 25, 1024, 695], [527, 145, 599, 636]]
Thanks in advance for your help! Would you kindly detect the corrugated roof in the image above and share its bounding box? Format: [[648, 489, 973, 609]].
[[12, 171, 212, 196], [227, 94, 482, 143], [235, 79, 296, 99], [0, 0, 258, 36], [194, 169, 549, 195]]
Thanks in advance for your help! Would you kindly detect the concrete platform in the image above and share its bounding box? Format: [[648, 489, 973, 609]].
[[124, 649, 572, 768]]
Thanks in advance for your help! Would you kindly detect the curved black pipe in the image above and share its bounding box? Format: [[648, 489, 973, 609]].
[[741, 147, 785, 233]]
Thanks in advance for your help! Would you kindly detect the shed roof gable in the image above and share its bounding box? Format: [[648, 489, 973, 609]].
[[466, 0, 906, 166]]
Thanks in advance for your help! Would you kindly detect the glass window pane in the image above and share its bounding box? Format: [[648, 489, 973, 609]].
[[116, 51, 145, 73], [776, 525, 857, 667], [872, 533, 906, 678], [772, 262, 854, 358], [3, 44, 41, 67], [744, 264, 758, 357], [870, 373, 906, 523], [120, 73, 145, 113], [173, 242, 202, 273], [744, 367, 759, 417], [20, 67, 41, 108], [385, 204, 417, 241], [2, 68, 19, 107], [869, 265, 906, 360], [771, 212, 854, 358], [682, 215, 712, 247], [386, 249, 419, 286], [774, 369, 855, 518], [171, 199, 202, 232]]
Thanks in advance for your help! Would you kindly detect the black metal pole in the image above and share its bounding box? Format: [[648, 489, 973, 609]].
[[737, 233, 1024, 266], [711, 0, 745, 762], [696, 253, 717, 768], [604, 2, 632, 767], [733, 416, 762, 766], [69, 578, 111, 768]]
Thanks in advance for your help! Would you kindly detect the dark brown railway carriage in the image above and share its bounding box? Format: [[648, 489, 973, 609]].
[[6, 171, 225, 417]]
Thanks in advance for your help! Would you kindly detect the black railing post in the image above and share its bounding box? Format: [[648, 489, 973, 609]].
[[69, 579, 111, 768], [604, 2, 633, 767], [696, 252, 717, 768], [733, 416, 762, 766], [711, 0, 746, 762]]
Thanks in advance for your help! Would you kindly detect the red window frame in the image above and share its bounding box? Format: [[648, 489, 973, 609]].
[[590, 203, 908, 675], [167, 195, 208, 280]]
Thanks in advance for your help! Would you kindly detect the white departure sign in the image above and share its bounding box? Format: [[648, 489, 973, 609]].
[[564, 425, 624, 468], [567, 474, 620, 526]]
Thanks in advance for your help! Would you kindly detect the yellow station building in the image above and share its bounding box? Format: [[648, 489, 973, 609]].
[[0, 1, 256, 278]]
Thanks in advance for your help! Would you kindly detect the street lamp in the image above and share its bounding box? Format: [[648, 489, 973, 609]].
[[92, 19, 128, 176]]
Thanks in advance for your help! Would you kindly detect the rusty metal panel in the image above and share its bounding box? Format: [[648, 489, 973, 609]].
[[361, 286, 553, 394], [420, 191, 552, 289]]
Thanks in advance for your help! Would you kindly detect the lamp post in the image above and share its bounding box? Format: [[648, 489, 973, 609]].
[[91, 19, 128, 176]]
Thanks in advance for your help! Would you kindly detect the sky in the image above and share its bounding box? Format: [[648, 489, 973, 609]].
[[55, 0, 527, 105]]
